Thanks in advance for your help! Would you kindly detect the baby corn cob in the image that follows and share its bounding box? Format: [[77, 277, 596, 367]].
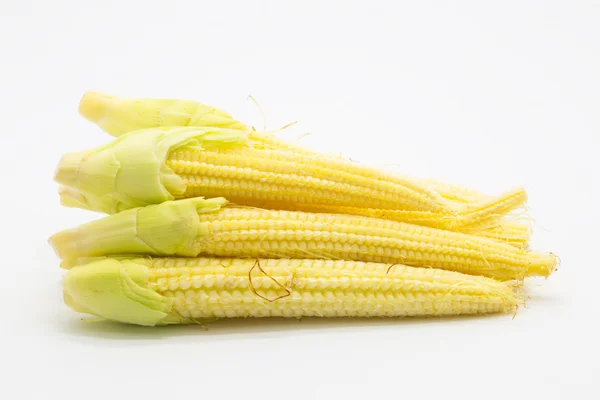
[[54, 126, 526, 233], [63, 257, 522, 326], [76, 91, 526, 212], [50, 198, 556, 280]]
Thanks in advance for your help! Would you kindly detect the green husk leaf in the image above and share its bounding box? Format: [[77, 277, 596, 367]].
[[54, 127, 247, 214], [63, 259, 175, 326], [49, 197, 227, 260], [78, 91, 248, 137]]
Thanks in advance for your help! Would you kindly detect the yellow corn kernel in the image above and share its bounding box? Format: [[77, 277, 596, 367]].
[[50, 198, 556, 280], [63, 257, 522, 325]]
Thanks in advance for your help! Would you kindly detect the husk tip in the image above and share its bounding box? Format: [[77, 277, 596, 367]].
[[54, 151, 86, 187], [63, 259, 173, 326], [78, 90, 113, 123]]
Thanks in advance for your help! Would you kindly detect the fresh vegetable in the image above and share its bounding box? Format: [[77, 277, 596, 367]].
[[50, 198, 555, 280], [54, 126, 527, 234], [63, 257, 522, 326], [48, 90, 558, 328]]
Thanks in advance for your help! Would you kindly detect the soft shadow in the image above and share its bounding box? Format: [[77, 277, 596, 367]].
[[59, 313, 510, 342]]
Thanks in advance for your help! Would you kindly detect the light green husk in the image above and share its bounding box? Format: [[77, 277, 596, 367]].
[[78, 90, 248, 137], [63, 258, 176, 326], [49, 197, 227, 260], [54, 127, 247, 214]]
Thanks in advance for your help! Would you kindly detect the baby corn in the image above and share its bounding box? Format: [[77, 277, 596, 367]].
[[50, 198, 555, 280], [62, 257, 522, 326], [54, 126, 526, 233]]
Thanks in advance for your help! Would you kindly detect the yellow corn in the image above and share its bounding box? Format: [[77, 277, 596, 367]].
[[62, 257, 522, 326], [50, 198, 556, 280], [54, 126, 526, 234]]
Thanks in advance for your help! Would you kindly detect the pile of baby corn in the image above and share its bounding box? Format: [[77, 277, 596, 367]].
[[50, 91, 557, 326]]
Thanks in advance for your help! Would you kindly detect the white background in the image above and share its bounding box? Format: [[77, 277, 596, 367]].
[[1, 1, 598, 399]]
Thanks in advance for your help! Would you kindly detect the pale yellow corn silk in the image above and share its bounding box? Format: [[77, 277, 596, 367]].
[[54, 127, 526, 234], [79, 91, 248, 137], [63, 257, 523, 326], [50, 198, 556, 280]]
